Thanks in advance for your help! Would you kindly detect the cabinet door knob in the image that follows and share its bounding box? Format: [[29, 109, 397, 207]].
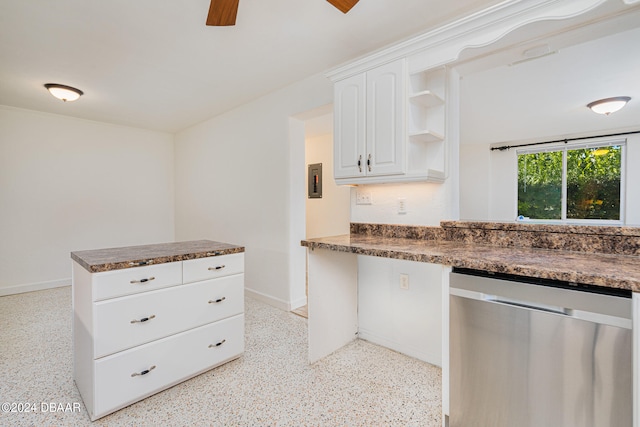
[[207, 265, 226, 271], [357, 155, 362, 172], [131, 315, 156, 324], [367, 154, 372, 172], [131, 365, 156, 377], [208, 297, 226, 304], [130, 276, 156, 284], [209, 339, 226, 348]]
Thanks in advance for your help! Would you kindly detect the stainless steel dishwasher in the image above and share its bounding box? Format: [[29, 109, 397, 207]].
[[449, 268, 632, 427]]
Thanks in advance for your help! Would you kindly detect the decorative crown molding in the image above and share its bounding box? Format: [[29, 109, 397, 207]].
[[326, 0, 614, 81]]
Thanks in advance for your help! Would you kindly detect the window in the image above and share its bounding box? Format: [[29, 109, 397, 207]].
[[517, 140, 625, 223]]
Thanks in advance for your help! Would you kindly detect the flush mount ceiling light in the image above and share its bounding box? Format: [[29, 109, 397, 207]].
[[587, 96, 631, 115], [44, 83, 83, 102]]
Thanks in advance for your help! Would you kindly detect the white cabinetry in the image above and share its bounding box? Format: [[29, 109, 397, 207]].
[[334, 59, 406, 182], [333, 72, 366, 179], [366, 60, 406, 177], [407, 67, 447, 178], [408, 68, 445, 143], [73, 253, 244, 421], [331, 59, 448, 184]]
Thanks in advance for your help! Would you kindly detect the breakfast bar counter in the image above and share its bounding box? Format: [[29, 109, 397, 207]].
[[302, 231, 640, 292]]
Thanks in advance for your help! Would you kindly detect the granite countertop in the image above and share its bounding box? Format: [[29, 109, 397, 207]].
[[440, 220, 640, 236], [71, 240, 245, 273], [301, 234, 640, 292]]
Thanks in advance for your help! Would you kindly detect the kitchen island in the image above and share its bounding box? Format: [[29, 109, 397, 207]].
[[71, 240, 245, 421], [301, 221, 640, 426]]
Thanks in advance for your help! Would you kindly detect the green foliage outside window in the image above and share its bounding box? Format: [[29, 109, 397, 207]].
[[518, 145, 622, 221], [518, 151, 562, 219]]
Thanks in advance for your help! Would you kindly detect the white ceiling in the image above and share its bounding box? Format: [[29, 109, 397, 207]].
[[0, 0, 503, 133], [459, 21, 640, 146]]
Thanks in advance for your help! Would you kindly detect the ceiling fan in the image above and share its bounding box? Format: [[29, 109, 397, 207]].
[[206, 0, 360, 26]]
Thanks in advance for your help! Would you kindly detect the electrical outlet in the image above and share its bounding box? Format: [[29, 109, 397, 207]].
[[400, 274, 409, 290], [398, 198, 407, 214], [356, 190, 372, 205]]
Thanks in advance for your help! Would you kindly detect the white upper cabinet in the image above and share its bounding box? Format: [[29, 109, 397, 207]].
[[334, 72, 366, 179], [334, 59, 405, 181], [365, 59, 406, 177], [332, 58, 447, 185]]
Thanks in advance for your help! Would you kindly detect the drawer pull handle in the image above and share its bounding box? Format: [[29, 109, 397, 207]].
[[130, 276, 156, 284], [208, 297, 226, 304], [208, 265, 226, 271], [131, 315, 156, 324], [209, 339, 226, 348], [131, 365, 156, 377]]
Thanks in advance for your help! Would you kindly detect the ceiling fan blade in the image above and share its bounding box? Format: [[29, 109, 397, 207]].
[[206, 0, 240, 26], [327, 0, 360, 14]]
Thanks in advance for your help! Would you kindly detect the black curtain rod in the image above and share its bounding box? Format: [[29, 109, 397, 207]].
[[490, 130, 640, 151]]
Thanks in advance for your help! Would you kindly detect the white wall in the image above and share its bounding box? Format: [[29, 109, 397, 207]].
[[358, 256, 442, 365], [305, 131, 350, 239], [459, 142, 515, 222], [0, 106, 175, 295], [350, 182, 453, 226], [174, 73, 332, 310], [459, 143, 491, 220]]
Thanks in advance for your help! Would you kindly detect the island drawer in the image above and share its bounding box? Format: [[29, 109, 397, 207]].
[[92, 262, 183, 301], [93, 274, 244, 358], [183, 253, 244, 283], [92, 314, 244, 420]]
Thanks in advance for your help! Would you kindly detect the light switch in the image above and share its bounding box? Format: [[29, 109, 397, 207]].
[[398, 198, 407, 214]]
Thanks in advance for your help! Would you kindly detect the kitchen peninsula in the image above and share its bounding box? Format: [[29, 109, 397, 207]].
[[303, 221, 640, 290], [301, 221, 640, 423]]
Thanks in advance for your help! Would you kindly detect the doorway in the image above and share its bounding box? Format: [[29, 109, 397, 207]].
[[292, 107, 351, 317]]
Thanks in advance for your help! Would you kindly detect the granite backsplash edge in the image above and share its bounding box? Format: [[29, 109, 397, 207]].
[[350, 221, 640, 256]]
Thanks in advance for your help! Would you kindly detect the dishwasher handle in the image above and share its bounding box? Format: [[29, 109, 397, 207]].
[[450, 287, 632, 329], [487, 296, 569, 316]]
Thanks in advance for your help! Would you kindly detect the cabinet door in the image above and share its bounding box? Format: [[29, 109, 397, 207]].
[[334, 73, 366, 179], [366, 59, 406, 176]]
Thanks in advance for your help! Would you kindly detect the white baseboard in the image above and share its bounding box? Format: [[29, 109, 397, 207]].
[[245, 287, 299, 311], [290, 295, 307, 310], [358, 328, 442, 367], [0, 278, 70, 297]]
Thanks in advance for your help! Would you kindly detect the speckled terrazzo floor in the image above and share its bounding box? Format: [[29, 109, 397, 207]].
[[0, 287, 442, 426]]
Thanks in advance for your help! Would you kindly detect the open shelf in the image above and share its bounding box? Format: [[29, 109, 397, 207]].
[[409, 130, 444, 143], [409, 90, 444, 108]]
